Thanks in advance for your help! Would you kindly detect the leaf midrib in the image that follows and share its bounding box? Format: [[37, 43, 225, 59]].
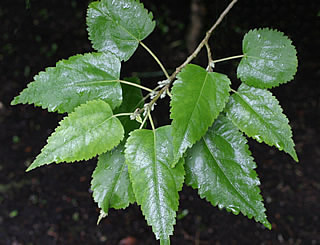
[[233, 92, 284, 145], [151, 130, 167, 236], [176, 72, 210, 153], [95, 3, 140, 42], [107, 159, 127, 209], [201, 136, 258, 215], [46, 110, 118, 160]]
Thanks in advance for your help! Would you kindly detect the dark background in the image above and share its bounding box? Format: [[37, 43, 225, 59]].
[[0, 0, 319, 244]]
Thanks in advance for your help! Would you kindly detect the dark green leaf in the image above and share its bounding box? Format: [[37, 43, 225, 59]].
[[237, 28, 298, 88], [12, 52, 122, 113], [185, 115, 271, 229], [125, 126, 185, 242], [27, 100, 124, 171], [170, 64, 231, 165], [225, 83, 298, 161], [114, 77, 144, 135], [87, 0, 155, 61], [91, 143, 135, 216]]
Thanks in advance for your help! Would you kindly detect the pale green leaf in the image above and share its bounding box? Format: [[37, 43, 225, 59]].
[[185, 114, 271, 229], [225, 83, 298, 161], [87, 0, 155, 61], [11, 52, 122, 113], [114, 77, 144, 135], [125, 126, 185, 242], [170, 64, 231, 165], [27, 100, 124, 171], [237, 28, 298, 88], [91, 143, 135, 217]]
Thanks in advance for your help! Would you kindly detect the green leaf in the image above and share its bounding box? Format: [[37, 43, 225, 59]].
[[27, 100, 124, 171], [237, 28, 298, 88], [87, 0, 155, 61], [11, 52, 122, 113], [225, 83, 298, 161], [91, 143, 135, 217], [114, 77, 144, 135], [170, 64, 231, 165], [125, 126, 185, 242], [185, 114, 271, 229]]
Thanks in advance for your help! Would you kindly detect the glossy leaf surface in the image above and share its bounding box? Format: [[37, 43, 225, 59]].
[[237, 28, 298, 88], [185, 115, 271, 229], [125, 126, 185, 242], [170, 64, 231, 165], [225, 83, 298, 161], [12, 52, 122, 113], [91, 143, 135, 215], [87, 0, 155, 61], [27, 100, 124, 171], [114, 77, 144, 135]]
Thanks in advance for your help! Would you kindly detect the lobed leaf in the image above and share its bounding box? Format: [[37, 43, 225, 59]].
[[27, 100, 124, 171], [170, 64, 231, 165], [114, 77, 144, 135], [11, 52, 122, 113], [91, 143, 135, 216], [87, 0, 155, 61], [185, 114, 271, 229], [225, 83, 298, 161], [125, 126, 185, 242], [237, 28, 298, 88]]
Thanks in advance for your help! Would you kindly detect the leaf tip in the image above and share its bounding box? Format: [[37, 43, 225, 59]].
[[26, 163, 36, 172]]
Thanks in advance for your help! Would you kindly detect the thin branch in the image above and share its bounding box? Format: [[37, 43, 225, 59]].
[[78, 79, 153, 93], [112, 112, 133, 118], [169, 0, 238, 81], [205, 42, 213, 71], [148, 110, 155, 131], [140, 41, 170, 79], [212, 54, 244, 64], [139, 114, 149, 129], [118, 80, 153, 93]]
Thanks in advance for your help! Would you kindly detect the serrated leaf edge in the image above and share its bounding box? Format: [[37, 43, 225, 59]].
[[11, 52, 121, 113], [170, 66, 231, 164], [239, 27, 298, 89], [125, 128, 185, 240], [26, 100, 124, 171], [187, 133, 271, 229], [86, 0, 155, 61], [91, 151, 135, 215], [226, 87, 298, 162]]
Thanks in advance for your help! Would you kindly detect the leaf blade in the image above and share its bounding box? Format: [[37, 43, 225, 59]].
[[87, 0, 155, 61], [27, 100, 124, 171], [170, 64, 231, 165], [125, 126, 185, 241], [225, 83, 298, 161], [185, 115, 271, 229], [237, 28, 298, 88], [12, 52, 122, 113], [91, 143, 135, 216]]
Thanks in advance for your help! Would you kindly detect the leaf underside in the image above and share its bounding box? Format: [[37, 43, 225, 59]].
[[185, 114, 271, 229], [125, 126, 185, 242], [27, 100, 124, 171], [11, 52, 122, 113], [170, 64, 231, 165], [237, 28, 298, 89], [87, 0, 155, 61], [91, 143, 135, 215], [225, 83, 298, 161]]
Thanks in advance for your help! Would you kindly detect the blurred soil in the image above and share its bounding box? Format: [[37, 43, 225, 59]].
[[0, 0, 319, 244]]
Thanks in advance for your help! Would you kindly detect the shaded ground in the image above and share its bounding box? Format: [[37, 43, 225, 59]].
[[0, 0, 319, 244]]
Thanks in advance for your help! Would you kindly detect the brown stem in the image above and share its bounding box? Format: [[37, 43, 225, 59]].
[[169, 0, 238, 81]]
